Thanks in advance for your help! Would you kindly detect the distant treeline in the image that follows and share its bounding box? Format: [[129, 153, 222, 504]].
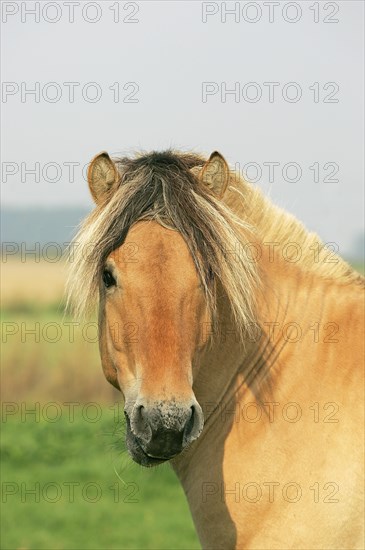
[[1, 207, 89, 249]]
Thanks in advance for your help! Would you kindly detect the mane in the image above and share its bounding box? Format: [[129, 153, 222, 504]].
[[66, 150, 259, 340], [67, 149, 363, 338], [224, 175, 363, 286]]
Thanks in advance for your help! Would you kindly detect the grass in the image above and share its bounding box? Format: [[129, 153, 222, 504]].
[[0, 306, 120, 403], [1, 410, 200, 550], [0, 258, 68, 308]]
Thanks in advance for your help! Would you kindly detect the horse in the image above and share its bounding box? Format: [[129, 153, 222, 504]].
[[67, 149, 364, 549]]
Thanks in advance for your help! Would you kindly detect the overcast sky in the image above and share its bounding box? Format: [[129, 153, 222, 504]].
[[1, 0, 364, 255]]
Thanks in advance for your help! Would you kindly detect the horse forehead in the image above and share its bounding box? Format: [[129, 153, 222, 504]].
[[111, 221, 197, 277]]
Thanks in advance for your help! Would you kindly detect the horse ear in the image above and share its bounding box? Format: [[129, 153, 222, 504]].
[[87, 152, 119, 205], [200, 151, 229, 198]]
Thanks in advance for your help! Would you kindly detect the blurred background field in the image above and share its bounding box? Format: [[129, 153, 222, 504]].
[[1, 256, 200, 550]]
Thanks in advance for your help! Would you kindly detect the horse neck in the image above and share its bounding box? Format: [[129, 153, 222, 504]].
[[189, 176, 363, 433], [195, 220, 361, 419], [193, 249, 306, 420]]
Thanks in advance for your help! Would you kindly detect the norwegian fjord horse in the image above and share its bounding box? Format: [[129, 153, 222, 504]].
[[68, 150, 364, 549]]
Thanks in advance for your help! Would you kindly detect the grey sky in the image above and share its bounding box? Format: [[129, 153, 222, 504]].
[[1, 0, 364, 256]]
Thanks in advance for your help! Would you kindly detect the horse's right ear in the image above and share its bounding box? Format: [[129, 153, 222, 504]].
[[87, 152, 119, 205]]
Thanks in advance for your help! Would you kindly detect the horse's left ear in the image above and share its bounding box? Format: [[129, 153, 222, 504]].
[[200, 151, 230, 198], [87, 152, 119, 205]]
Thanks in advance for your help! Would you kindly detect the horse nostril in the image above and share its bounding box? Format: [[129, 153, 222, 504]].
[[189, 404, 195, 425], [183, 402, 204, 446], [130, 403, 152, 444], [134, 404, 145, 426], [183, 405, 197, 445]]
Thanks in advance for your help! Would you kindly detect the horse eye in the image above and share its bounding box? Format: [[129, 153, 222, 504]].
[[102, 270, 116, 288]]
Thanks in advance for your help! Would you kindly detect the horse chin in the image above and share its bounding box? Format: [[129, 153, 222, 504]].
[[125, 419, 168, 468]]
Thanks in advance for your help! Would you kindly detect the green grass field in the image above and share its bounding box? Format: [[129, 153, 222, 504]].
[[1, 410, 200, 550]]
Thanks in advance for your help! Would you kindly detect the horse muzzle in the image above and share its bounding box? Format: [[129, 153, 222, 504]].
[[124, 398, 204, 466]]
